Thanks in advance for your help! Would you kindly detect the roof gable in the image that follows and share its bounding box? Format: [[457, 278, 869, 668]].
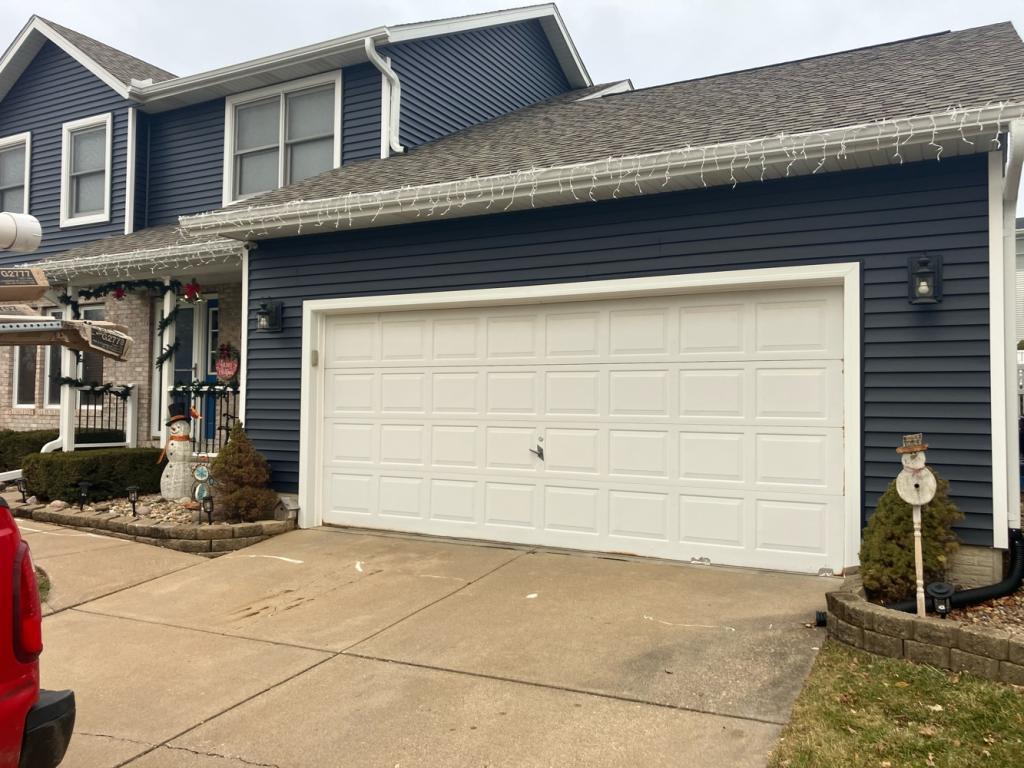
[[0, 16, 174, 104]]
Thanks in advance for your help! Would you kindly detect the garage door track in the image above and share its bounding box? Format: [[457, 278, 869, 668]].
[[30, 523, 834, 767]]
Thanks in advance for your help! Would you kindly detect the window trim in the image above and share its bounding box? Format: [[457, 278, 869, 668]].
[[12, 343, 37, 409], [0, 131, 31, 214], [222, 71, 342, 206], [60, 112, 112, 228]]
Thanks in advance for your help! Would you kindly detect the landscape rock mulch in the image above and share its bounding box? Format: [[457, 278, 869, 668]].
[[948, 588, 1024, 632], [40, 494, 197, 525]]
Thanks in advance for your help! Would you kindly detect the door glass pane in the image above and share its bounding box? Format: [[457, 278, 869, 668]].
[[73, 172, 104, 215], [286, 87, 333, 141], [236, 99, 280, 151], [16, 346, 36, 405], [206, 303, 219, 377], [80, 307, 105, 405], [71, 127, 105, 173], [0, 187, 23, 214], [287, 137, 333, 184], [172, 306, 195, 385], [237, 149, 279, 196], [0, 145, 24, 186]]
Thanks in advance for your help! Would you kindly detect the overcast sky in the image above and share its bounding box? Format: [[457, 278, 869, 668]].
[[3, 0, 1023, 213]]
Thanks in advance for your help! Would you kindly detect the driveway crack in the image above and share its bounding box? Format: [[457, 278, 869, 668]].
[[160, 744, 281, 767]]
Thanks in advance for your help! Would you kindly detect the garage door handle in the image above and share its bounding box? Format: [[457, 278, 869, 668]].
[[529, 445, 545, 461]]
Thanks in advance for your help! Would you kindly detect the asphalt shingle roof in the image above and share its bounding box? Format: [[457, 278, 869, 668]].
[[228, 22, 1024, 211], [37, 224, 236, 266], [41, 17, 176, 86]]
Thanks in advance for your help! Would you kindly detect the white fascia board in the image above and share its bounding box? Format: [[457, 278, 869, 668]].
[[29, 239, 243, 282], [387, 4, 591, 88], [179, 102, 1024, 241], [133, 28, 387, 111], [0, 18, 131, 103], [577, 80, 634, 101]]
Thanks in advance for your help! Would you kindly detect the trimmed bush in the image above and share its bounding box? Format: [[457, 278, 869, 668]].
[[210, 422, 279, 522], [859, 468, 962, 603], [0, 429, 126, 471], [23, 448, 162, 502]]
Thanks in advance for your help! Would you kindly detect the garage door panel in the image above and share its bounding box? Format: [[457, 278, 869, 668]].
[[320, 285, 845, 574]]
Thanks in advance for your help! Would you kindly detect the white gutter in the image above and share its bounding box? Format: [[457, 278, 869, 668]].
[[24, 239, 243, 281], [180, 102, 1024, 240], [1002, 119, 1024, 534], [364, 37, 404, 157]]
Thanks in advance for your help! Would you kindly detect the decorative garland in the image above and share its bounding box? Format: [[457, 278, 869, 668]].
[[157, 305, 179, 339], [154, 341, 180, 369], [169, 379, 240, 398], [51, 376, 134, 400]]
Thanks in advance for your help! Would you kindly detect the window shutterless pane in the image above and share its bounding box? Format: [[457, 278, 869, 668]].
[[237, 148, 279, 196], [16, 345, 36, 405], [0, 145, 25, 187], [0, 187, 24, 214], [46, 310, 62, 407], [72, 171, 104, 215], [80, 307, 105, 406], [286, 87, 334, 142], [236, 99, 280, 152], [287, 137, 333, 184], [71, 128, 105, 173]]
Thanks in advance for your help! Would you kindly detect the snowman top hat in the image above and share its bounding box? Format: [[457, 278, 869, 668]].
[[896, 432, 928, 455], [166, 402, 189, 426]]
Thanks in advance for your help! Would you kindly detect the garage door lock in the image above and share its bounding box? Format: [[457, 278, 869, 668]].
[[529, 445, 544, 461]]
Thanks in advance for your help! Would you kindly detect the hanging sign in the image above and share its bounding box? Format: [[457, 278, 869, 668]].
[[0, 267, 48, 301]]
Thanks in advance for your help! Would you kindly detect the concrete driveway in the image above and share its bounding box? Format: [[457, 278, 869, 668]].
[[22, 519, 835, 768]]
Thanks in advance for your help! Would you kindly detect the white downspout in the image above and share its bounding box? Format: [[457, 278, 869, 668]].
[[364, 37, 404, 157], [1003, 120, 1024, 532]]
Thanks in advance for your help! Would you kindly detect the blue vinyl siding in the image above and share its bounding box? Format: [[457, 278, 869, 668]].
[[0, 42, 130, 265], [143, 98, 225, 226], [247, 155, 995, 546], [382, 19, 571, 150], [342, 63, 382, 164]]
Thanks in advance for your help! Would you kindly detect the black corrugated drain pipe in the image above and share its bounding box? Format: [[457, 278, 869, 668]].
[[886, 528, 1024, 614]]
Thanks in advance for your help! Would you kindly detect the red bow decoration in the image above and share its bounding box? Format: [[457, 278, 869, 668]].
[[183, 279, 202, 303], [113, 286, 126, 301]]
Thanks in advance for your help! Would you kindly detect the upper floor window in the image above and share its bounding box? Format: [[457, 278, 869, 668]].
[[60, 113, 112, 227], [0, 133, 30, 214], [223, 72, 341, 204]]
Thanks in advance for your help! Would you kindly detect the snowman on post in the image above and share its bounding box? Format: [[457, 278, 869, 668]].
[[160, 402, 198, 501], [895, 433, 938, 617]]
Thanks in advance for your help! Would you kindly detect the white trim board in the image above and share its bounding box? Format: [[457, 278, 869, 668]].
[[297, 262, 863, 573], [124, 107, 136, 235]]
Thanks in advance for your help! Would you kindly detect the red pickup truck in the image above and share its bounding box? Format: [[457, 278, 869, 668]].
[[0, 498, 74, 767]]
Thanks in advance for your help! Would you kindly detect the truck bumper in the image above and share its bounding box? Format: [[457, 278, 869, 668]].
[[19, 689, 75, 768]]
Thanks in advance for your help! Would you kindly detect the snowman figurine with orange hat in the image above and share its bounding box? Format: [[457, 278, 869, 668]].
[[160, 402, 199, 500]]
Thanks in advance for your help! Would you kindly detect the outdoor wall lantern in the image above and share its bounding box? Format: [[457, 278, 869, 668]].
[[15, 477, 28, 503], [926, 582, 955, 618], [77, 481, 91, 510], [127, 485, 139, 517], [908, 254, 942, 304], [255, 301, 283, 332], [202, 494, 215, 525]]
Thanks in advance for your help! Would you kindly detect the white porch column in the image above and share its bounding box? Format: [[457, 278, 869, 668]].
[[159, 278, 175, 447]]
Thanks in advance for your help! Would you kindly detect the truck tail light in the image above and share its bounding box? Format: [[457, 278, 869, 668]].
[[13, 540, 42, 662]]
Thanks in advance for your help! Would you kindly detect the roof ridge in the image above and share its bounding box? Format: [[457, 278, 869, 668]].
[[605, 23, 1015, 99]]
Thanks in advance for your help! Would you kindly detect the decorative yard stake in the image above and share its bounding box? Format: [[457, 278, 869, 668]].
[[895, 434, 938, 617]]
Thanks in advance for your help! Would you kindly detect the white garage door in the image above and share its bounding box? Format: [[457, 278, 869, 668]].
[[319, 286, 845, 573]]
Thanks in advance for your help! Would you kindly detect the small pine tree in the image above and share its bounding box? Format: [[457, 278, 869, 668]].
[[859, 468, 961, 603], [210, 421, 280, 522]]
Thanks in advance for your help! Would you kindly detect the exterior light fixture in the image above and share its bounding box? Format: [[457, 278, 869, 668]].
[[15, 477, 28, 503], [254, 301, 283, 332], [77, 481, 91, 510], [926, 582, 955, 618], [202, 495, 215, 525], [127, 485, 139, 517], [908, 254, 942, 304]]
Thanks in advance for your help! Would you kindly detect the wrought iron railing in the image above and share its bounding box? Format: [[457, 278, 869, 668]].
[[168, 384, 239, 455], [67, 384, 137, 451]]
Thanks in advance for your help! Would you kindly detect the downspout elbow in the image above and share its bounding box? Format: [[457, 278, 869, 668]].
[[364, 37, 404, 156]]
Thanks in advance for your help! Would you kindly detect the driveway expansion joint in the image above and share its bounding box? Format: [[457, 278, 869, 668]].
[[341, 650, 788, 727]]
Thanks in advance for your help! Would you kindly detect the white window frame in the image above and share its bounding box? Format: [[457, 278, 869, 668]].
[[60, 112, 112, 228], [0, 131, 30, 214], [222, 71, 342, 206], [43, 308, 63, 409], [12, 344, 37, 409]]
